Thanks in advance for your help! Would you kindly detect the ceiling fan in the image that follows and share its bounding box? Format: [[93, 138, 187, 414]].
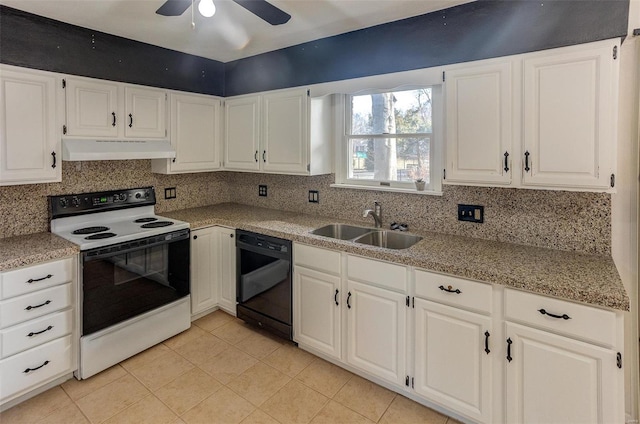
[[156, 0, 291, 25]]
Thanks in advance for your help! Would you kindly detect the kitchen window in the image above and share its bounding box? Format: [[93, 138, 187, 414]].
[[334, 87, 443, 194]]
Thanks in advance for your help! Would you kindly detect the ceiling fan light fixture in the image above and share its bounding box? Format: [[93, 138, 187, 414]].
[[198, 0, 216, 17]]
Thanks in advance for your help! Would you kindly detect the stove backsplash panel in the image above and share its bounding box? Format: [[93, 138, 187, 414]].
[[0, 163, 610, 255]]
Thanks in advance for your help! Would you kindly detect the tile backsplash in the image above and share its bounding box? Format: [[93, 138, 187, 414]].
[[0, 162, 611, 255]]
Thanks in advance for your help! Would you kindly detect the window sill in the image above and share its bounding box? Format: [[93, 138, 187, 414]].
[[330, 183, 443, 196]]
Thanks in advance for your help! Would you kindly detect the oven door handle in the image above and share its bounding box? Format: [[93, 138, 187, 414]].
[[83, 229, 190, 261]]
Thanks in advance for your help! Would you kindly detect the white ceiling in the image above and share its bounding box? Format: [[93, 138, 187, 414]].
[[0, 0, 473, 62]]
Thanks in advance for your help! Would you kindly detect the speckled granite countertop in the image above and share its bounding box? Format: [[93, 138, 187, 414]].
[[161, 203, 629, 311], [0, 232, 79, 272]]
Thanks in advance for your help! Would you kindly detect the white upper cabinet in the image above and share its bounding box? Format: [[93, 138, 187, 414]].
[[64, 77, 167, 139], [0, 66, 61, 185], [262, 89, 309, 174], [223, 88, 332, 175], [152, 92, 222, 174], [444, 39, 619, 192], [124, 86, 167, 138], [445, 60, 513, 185], [224, 95, 261, 171], [64, 79, 119, 137], [522, 40, 618, 190]]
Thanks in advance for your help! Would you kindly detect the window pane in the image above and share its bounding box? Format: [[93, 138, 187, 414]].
[[348, 137, 430, 183], [350, 89, 433, 135]]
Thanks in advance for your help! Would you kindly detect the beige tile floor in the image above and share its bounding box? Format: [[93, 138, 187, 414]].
[[1, 310, 462, 424]]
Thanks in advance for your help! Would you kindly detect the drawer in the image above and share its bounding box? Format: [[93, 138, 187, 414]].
[[1, 310, 73, 359], [0, 284, 72, 329], [294, 244, 341, 275], [504, 288, 618, 348], [347, 255, 407, 292], [415, 270, 492, 315], [0, 335, 73, 402], [1, 258, 73, 300]]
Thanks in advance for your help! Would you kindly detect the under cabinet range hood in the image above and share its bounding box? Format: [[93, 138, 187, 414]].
[[62, 139, 176, 161]]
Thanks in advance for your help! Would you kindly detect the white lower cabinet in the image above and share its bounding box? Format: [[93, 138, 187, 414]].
[[190, 226, 236, 317], [294, 266, 341, 359], [216, 227, 237, 315], [0, 257, 77, 407], [345, 279, 407, 386], [414, 298, 492, 423], [292, 243, 624, 424]]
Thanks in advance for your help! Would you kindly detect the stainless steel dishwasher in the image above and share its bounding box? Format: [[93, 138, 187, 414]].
[[236, 230, 292, 340]]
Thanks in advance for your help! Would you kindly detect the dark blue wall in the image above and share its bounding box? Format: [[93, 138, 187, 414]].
[[225, 0, 629, 96], [0, 1, 630, 97], [0, 6, 226, 96]]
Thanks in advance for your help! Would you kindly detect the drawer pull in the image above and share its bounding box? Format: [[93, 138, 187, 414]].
[[346, 291, 352, 309], [538, 309, 571, 320], [27, 274, 53, 284], [27, 325, 53, 337], [23, 360, 50, 374], [25, 300, 51, 311], [484, 331, 490, 354], [506, 338, 513, 362], [334, 289, 339, 306], [439, 285, 461, 294]]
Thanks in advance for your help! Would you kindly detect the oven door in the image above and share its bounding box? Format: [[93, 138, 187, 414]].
[[81, 229, 190, 336]]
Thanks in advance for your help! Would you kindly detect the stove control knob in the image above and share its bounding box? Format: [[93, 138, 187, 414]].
[[135, 192, 142, 199]]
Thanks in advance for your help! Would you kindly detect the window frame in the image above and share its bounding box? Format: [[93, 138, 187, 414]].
[[333, 86, 443, 194]]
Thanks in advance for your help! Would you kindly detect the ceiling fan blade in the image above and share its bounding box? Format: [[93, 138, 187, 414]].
[[232, 0, 291, 25], [156, 0, 192, 16]]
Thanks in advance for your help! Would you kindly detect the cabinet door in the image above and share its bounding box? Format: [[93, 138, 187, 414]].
[[0, 69, 60, 185], [217, 227, 237, 315], [505, 322, 623, 424], [224, 96, 261, 171], [124, 86, 166, 138], [522, 41, 617, 190], [170, 93, 221, 172], [65, 79, 119, 137], [262, 89, 309, 174], [414, 298, 492, 423], [346, 280, 406, 386], [190, 227, 218, 315], [294, 266, 341, 359], [445, 61, 513, 185]]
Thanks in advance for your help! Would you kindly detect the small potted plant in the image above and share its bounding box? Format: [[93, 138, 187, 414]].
[[414, 178, 426, 191]]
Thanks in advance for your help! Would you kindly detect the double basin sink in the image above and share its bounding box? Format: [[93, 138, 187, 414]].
[[311, 224, 422, 250]]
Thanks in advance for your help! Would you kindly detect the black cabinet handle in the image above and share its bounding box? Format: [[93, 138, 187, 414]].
[[254, 150, 258, 163], [27, 274, 52, 284], [24, 360, 49, 373], [439, 285, 461, 294], [25, 300, 51, 311], [51, 151, 57, 169], [111, 112, 116, 127], [506, 338, 513, 362], [334, 289, 339, 306], [28, 325, 53, 337], [230, 234, 234, 238], [193, 235, 198, 240], [538, 309, 571, 320], [524, 151, 530, 172], [503, 151, 509, 173], [484, 331, 490, 354], [262, 150, 266, 163], [346, 291, 352, 309], [129, 113, 133, 128]]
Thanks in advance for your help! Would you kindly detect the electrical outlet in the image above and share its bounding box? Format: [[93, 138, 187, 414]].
[[308, 190, 319, 203], [458, 204, 484, 223], [164, 187, 176, 199], [258, 185, 268, 197]]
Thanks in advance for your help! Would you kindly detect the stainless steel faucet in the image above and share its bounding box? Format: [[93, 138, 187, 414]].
[[363, 201, 383, 228]]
